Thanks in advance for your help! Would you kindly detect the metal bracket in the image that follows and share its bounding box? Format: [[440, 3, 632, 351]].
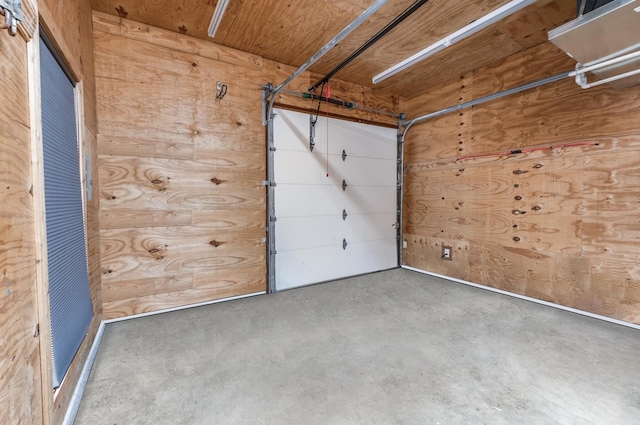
[[216, 81, 228, 99], [269, 216, 277, 222], [262, 180, 277, 187], [342, 238, 348, 250], [1, 0, 23, 36], [342, 209, 348, 221], [575, 63, 588, 88], [342, 149, 347, 161], [342, 179, 348, 191]]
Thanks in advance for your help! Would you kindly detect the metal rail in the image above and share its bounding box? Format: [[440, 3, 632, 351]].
[[400, 72, 571, 136], [401, 48, 640, 135], [263, 0, 389, 125], [309, 0, 430, 92], [277, 88, 401, 118]]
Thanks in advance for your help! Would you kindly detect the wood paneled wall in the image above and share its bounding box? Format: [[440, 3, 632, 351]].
[[0, 12, 42, 424], [403, 41, 640, 325], [93, 12, 401, 320], [1, 0, 102, 424]]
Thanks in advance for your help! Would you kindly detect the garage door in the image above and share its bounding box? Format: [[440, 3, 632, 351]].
[[273, 108, 398, 290]]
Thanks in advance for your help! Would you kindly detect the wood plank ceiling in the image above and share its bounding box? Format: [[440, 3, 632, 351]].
[[90, 0, 577, 98]]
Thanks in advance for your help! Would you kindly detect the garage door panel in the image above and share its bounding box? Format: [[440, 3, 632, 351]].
[[276, 150, 396, 187], [276, 213, 396, 252], [333, 156, 396, 186], [274, 149, 331, 184], [276, 245, 349, 290], [342, 186, 397, 214], [343, 213, 397, 242], [276, 185, 395, 217], [275, 110, 396, 159], [276, 215, 343, 251], [275, 184, 346, 217], [342, 239, 397, 274], [273, 109, 397, 290], [273, 109, 312, 153], [313, 116, 397, 159], [276, 240, 397, 290]]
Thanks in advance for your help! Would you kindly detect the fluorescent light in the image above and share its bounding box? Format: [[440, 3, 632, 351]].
[[208, 0, 230, 38], [372, 0, 538, 83]]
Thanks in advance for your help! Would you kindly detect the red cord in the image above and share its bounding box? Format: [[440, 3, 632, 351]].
[[457, 141, 598, 161]]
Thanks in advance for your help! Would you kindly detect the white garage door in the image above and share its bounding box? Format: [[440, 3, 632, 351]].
[[273, 108, 398, 291]]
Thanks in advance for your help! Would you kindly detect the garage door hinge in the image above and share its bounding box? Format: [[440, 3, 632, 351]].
[[0, 0, 23, 36], [262, 180, 277, 187], [269, 146, 277, 152], [269, 216, 277, 222], [343, 238, 348, 250], [270, 249, 277, 255]]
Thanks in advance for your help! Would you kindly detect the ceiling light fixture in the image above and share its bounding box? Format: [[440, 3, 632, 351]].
[[208, 0, 230, 38], [372, 0, 537, 83]]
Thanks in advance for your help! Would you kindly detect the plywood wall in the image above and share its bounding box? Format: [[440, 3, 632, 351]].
[[0, 0, 100, 423], [0, 15, 43, 425], [403, 41, 640, 325], [0, 0, 101, 424], [93, 12, 401, 320]]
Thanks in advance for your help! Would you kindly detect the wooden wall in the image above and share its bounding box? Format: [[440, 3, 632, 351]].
[[0, 0, 101, 424], [93, 12, 401, 320], [403, 41, 640, 325], [0, 3, 42, 423]]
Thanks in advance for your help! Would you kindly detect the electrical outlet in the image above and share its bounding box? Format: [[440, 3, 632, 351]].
[[442, 245, 452, 261]]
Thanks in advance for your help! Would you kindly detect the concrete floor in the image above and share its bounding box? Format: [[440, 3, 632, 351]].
[[75, 269, 640, 425]]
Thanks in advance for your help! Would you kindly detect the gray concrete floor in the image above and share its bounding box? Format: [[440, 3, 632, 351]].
[[75, 269, 640, 425]]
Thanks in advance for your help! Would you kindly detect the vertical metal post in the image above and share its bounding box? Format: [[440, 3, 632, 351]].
[[264, 87, 277, 293], [396, 113, 406, 267]]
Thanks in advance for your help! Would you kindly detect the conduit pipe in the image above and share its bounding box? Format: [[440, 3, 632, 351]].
[[309, 0, 430, 92], [401, 48, 640, 137], [264, 0, 389, 125], [572, 50, 640, 89], [401, 72, 571, 137]]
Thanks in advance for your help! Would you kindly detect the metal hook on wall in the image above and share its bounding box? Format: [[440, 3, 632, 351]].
[[216, 81, 228, 99]]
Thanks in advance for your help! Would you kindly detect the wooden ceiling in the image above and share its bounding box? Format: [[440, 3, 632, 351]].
[[90, 0, 577, 97]]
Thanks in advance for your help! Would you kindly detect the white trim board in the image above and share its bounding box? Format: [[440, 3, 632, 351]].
[[61, 321, 105, 425], [104, 291, 266, 324], [402, 265, 640, 331]]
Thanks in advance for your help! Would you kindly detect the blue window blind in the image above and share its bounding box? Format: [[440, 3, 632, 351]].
[[40, 36, 93, 388]]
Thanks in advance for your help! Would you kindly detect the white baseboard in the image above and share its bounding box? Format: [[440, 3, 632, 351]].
[[62, 320, 106, 425], [402, 266, 640, 331], [104, 291, 266, 323]]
